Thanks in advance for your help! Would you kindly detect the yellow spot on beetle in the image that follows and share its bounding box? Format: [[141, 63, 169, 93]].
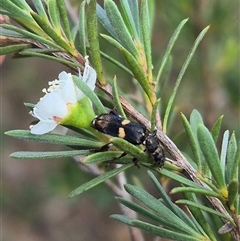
[[122, 119, 130, 125], [118, 127, 126, 138]]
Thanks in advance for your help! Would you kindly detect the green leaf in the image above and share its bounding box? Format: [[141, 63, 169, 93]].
[[111, 214, 132, 225], [23, 102, 35, 110], [211, 115, 224, 143], [197, 124, 226, 190], [146, 0, 155, 31], [226, 132, 238, 182], [68, 164, 133, 198], [116, 197, 182, 229], [1, 24, 59, 49], [148, 171, 200, 232], [18, 50, 79, 68], [96, 4, 118, 39], [171, 187, 221, 199], [47, 0, 61, 35], [177, 199, 233, 223], [78, 1, 87, 56], [156, 18, 188, 87], [190, 109, 204, 137], [2, 0, 45, 36], [10, 150, 90, 159], [112, 77, 126, 118], [180, 193, 219, 241], [96, 93, 115, 110], [32, 0, 49, 19], [228, 180, 239, 211], [57, 0, 73, 43], [100, 50, 133, 75], [110, 137, 148, 163], [0, 44, 30, 55], [127, 0, 140, 36], [119, 0, 139, 39], [121, 47, 154, 103], [140, 0, 152, 82], [124, 184, 202, 237], [72, 75, 106, 115], [181, 112, 201, 169], [104, 0, 138, 56], [220, 130, 229, 173], [83, 151, 124, 164], [31, 12, 75, 55], [9, 0, 32, 11], [130, 220, 201, 241], [64, 125, 97, 140], [5, 130, 103, 148], [163, 26, 209, 133], [198, 175, 221, 193], [3, 0, 34, 23], [19, 48, 60, 54], [111, 215, 201, 241], [0, 28, 25, 38], [189, 110, 211, 175], [101, 34, 145, 83], [150, 99, 161, 132], [147, 168, 204, 190], [87, 0, 105, 85], [101, 33, 124, 49]]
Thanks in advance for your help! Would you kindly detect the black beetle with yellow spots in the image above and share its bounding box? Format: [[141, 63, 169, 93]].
[[91, 110, 146, 145], [91, 110, 165, 167]]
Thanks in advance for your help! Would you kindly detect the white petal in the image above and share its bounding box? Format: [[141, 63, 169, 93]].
[[30, 121, 58, 135], [51, 125, 68, 135], [82, 65, 96, 90], [75, 64, 96, 100], [58, 72, 77, 104], [33, 92, 69, 121], [58, 71, 70, 80]]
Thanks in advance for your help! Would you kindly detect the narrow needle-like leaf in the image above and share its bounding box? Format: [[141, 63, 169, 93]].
[[87, 0, 105, 85], [140, 0, 152, 83], [57, 0, 73, 43], [72, 76, 106, 114], [104, 0, 138, 56], [181, 112, 201, 169], [119, 0, 139, 39], [163, 26, 210, 133], [112, 77, 126, 118], [197, 124, 227, 193], [156, 18, 188, 87], [68, 164, 133, 198], [79, 1, 87, 56]]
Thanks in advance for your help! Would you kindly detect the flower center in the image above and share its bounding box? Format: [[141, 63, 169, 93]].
[[42, 79, 60, 94]]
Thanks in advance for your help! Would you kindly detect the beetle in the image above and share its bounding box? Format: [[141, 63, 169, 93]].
[[91, 110, 165, 167], [144, 131, 165, 167], [91, 110, 146, 145]]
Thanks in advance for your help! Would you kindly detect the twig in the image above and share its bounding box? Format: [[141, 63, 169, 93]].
[[97, 82, 240, 240]]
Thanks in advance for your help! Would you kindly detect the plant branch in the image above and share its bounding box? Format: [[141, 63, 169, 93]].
[[97, 82, 240, 240]]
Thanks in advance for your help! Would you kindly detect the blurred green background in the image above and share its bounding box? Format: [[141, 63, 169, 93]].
[[2, 1, 239, 240]]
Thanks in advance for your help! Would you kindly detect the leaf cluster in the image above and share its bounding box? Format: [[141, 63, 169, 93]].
[[1, 1, 239, 240]]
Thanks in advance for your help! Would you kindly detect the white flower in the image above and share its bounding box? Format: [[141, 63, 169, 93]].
[[30, 58, 96, 135]]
